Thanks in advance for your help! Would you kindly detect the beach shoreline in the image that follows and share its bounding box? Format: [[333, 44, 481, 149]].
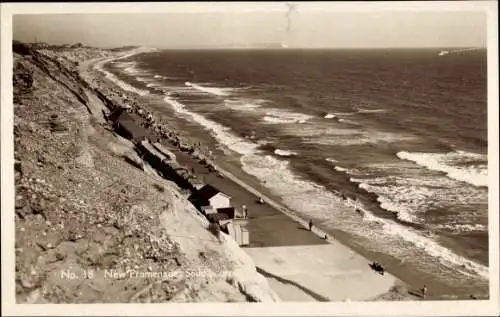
[[63, 44, 489, 301], [80, 48, 429, 301]]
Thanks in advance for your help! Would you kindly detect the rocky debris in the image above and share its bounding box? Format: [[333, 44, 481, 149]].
[[49, 115, 68, 133], [13, 46, 277, 303]]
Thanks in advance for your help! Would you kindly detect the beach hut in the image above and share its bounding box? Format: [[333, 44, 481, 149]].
[[189, 184, 231, 210], [226, 222, 250, 246], [216, 207, 236, 219], [241, 227, 249, 246]]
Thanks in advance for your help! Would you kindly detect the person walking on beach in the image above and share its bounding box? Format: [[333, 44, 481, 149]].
[[308, 219, 313, 231], [422, 285, 428, 299]]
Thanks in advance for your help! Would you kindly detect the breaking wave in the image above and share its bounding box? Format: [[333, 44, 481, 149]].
[[95, 60, 149, 96], [224, 99, 263, 111], [262, 109, 313, 124], [397, 151, 488, 187], [356, 108, 388, 114], [274, 149, 298, 157], [185, 82, 232, 96]]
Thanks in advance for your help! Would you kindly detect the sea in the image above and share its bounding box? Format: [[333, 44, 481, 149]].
[[103, 48, 489, 294]]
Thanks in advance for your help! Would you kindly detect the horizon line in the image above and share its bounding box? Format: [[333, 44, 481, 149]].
[[13, 40, 487, 51]]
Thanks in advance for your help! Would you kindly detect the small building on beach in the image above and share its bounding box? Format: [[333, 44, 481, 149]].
[[227, 221, 250, 246], [189, 184, 231, 211], [216, 207, 236, 219]]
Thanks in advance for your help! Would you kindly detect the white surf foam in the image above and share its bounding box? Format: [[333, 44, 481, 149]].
[[352, 168, 487, 226], [136, 77, 151, 83], [356, 108, 388, 114], [160, 92, 488, 282], [334, 112, 356, 116], [95, 60, 149, 96], [304, 129, 415, 146], [124, 66, 141, 74], [240, 152, 489, 280], [185, 82, 232, 97], [324, 113, 336, 119], [114, 61, 135, 69], [358, 182, 422, 224], [262, 109, 313, 125], [163, 96, 258, 155], [154, 74, 170, 80], [433, 223, 487, 233], [378, 217, 489, 279], [397, 151, 488, 187], [224, 99, 262, 111], [333, 166, 348, 172], [274, 149, 297, 157]]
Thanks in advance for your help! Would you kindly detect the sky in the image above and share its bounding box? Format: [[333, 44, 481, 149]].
[[12, 4, 488, 49]]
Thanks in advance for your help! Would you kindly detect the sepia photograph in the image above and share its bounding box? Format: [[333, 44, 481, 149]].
[[1, 1, 498, 316]]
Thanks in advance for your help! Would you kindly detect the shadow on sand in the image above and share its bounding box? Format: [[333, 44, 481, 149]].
[[256, 266, 330, 302]]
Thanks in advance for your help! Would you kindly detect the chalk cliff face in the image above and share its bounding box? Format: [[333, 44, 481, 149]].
[[13, 43, 279, 303]]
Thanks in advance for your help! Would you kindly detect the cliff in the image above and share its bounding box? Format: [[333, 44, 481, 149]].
[[13, 43, 279, 303]]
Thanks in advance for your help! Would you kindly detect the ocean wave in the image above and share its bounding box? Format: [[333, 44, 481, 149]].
[[304, 129, 415, 146], [185, 82, 232, 96], [334, 112, 356, 116], [326, 158, 361, 174], [124, 66, 142, 74], [154, 74, 169, 79], [95, 60, 149, 96], [432, 223, 487, 234], [163, 96, 258, 155], [136, 77, 151, 83], [352, 170, 487, 225], [357, 182, 423, 224], [161, 92, 488, 282], [324, 113, 336, 119], [224, 99, 262, 111], [274, 149, 297, 157], [240, 151, 489, 280], [114, 61, 135, 68], [397, 151, 488, 187], [262, 109, 313, 125], [333, 166, 348, 172], [378, 218, 489, 279], [356, 108, 388, 114]]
